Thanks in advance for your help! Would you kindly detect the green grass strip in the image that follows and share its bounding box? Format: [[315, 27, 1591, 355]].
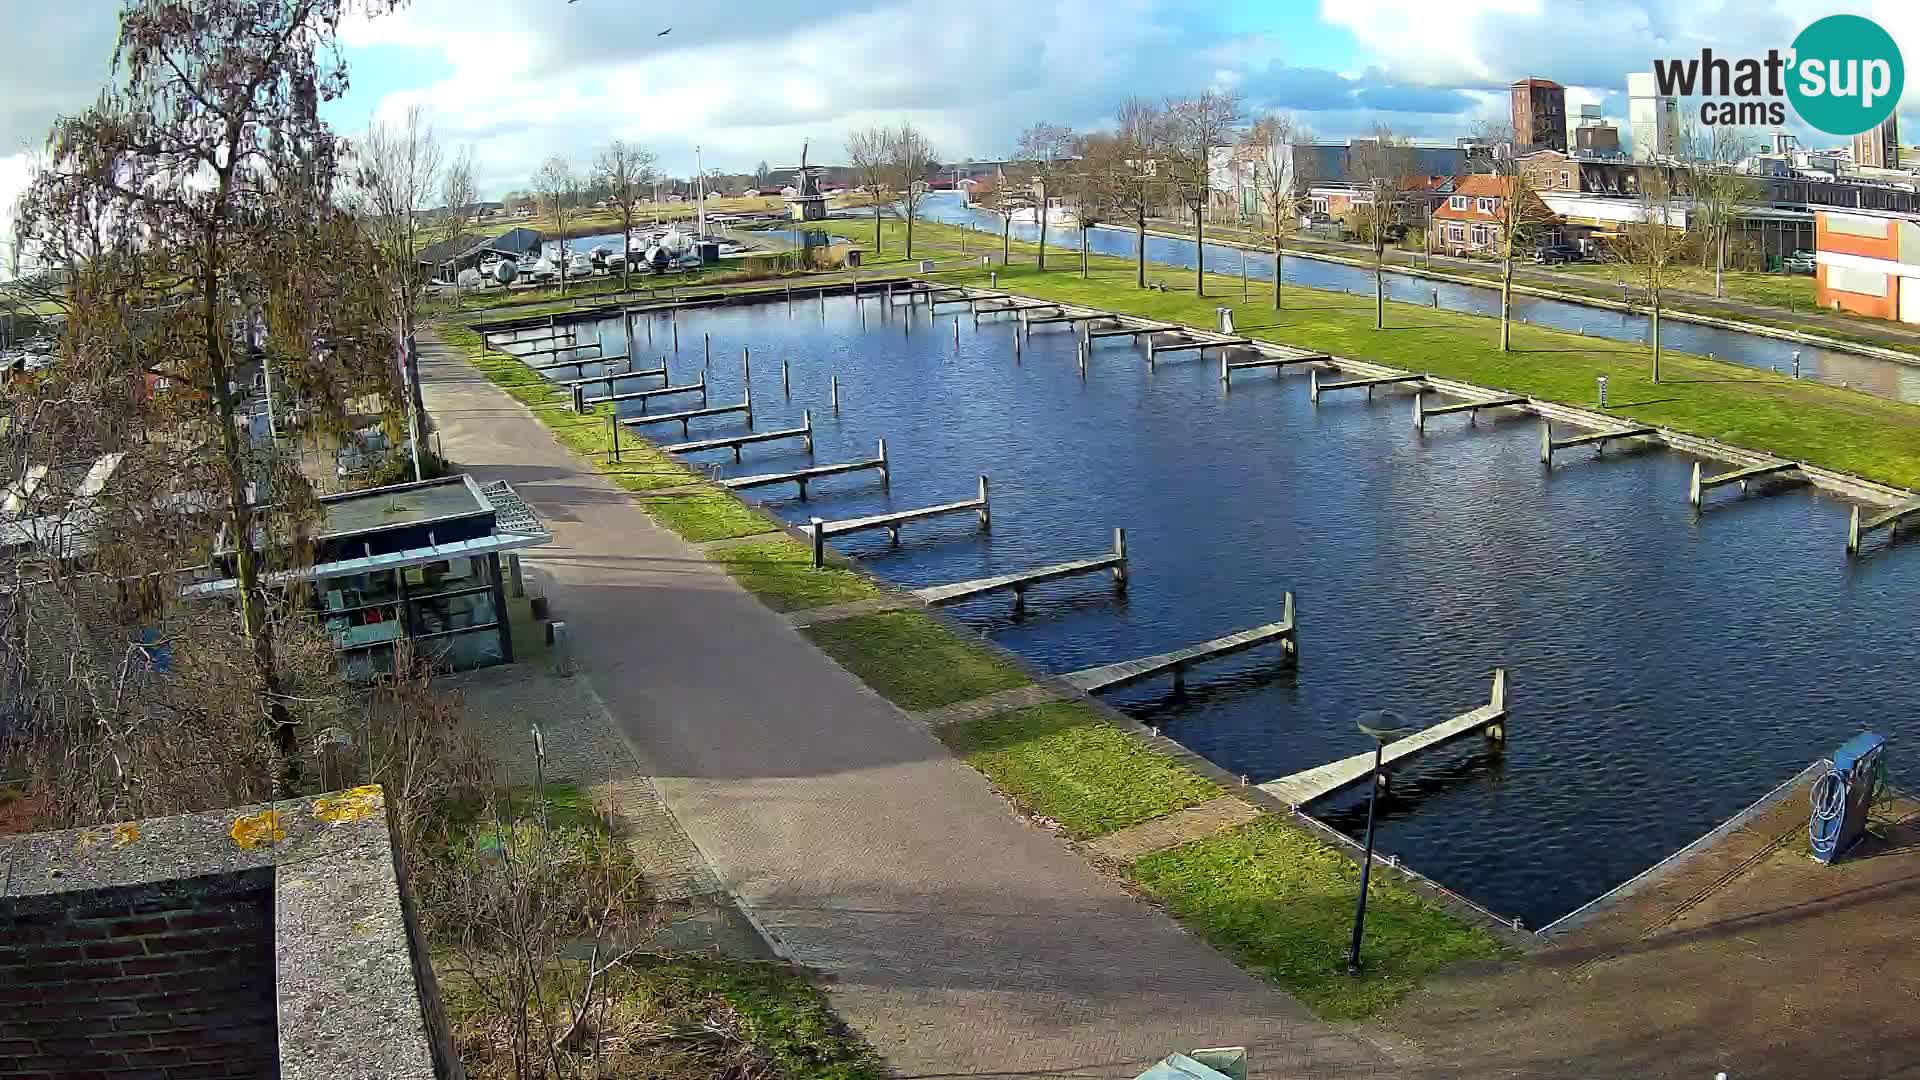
[[621, 956, 885, 1080], [712, 537, 879, 612], [801, 610, 1030, 711], [936, 701, 1219, 839], [1132, 817, 1509, 1020]]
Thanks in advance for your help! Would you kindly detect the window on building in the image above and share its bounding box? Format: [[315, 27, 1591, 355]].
[[1560, 170, 1571, 188], [1471, 225, 1492, 246], [1447, 224, 1466, 243], [1449, 196, 1468, 211]]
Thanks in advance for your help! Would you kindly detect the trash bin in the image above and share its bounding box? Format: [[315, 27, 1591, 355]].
[[845, 248, 864, 268], [1217, 307, 1234, 334]]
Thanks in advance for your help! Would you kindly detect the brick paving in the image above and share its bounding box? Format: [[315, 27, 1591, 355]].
[[910, 683, 1065, 727], [421, 327, 1393, 1079], [1085, 796, 1264, 864]]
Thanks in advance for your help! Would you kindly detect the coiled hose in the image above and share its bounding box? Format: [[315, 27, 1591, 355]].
[[1809, 763, 1849, 862]]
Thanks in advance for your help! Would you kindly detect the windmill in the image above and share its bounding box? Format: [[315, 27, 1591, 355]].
[[780, 141, 829, 223]]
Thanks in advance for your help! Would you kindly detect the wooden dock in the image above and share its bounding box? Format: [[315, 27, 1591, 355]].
[[1062, 594, 1295, 695], [1848, 498, 1920, 554], [974, 300, 1059, 321], [554, 365, 666, 390], [722, 439, 887, 499], [621, 398, 749, 436], [1690, 459, 1799, 507], [1149, 337, 1251, 368], [809, 476, 990, 567], [1025, 312, 1110, 328], [1086, 323, 1174, 342], [664, 411, 812, 462], [1539, 422, 1658, 465], [1220, 351, 1328, 385], [930, 291, 984, 309], [1310, 369, 1426, 403], [577, 376, 695, 410], [511, 340, 602, 361], [913, 528, 1127, 611], [1259, 669, 1507, 808], [527, 351, 624, 373], [1413, 392, 1528, 432]]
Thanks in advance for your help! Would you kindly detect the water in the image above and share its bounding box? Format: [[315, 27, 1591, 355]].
[[519, 296, 1920, 928], [914, 193, 1920, 405]]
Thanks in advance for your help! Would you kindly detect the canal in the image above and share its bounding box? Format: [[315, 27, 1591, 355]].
[[537, 293, 1920, 929], [890, 193, 1920, 405]]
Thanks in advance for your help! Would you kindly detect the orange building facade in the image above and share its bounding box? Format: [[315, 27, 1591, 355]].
[[1813, 209, 1920, 323]]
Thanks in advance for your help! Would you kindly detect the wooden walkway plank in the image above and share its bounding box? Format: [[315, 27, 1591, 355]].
[[809, 476, 991, 567], [555, 365, 668, 389], [1539, 422, 1658, 464], [527, 351, 625, 373], [1086, 323, 1173, 341], [1689, 459, 1799, 507], [622, 397, 749, 436], [912, 529, 1127, 610], [1063, 594, 1295, 695], [722, 439, 888, 499], [577, 376, 694, 411], [1309, 369, 1426, 403], [1849, 498, 1920, 554], [664, 410, 812, 462], [1259, 669, 1508, 808], [509, 340, 602, 360], [1412, 392, 1528, 431]]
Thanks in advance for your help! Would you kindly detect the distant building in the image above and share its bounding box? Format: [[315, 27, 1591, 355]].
[[1428, 174, 1561, 256], [1627, 72, 1679, 160], [1573, 105, 1622, 156], [1812, 208, 1920, 322], [1511, 78, 1568, 152], [1853, 116, 1901, 170]]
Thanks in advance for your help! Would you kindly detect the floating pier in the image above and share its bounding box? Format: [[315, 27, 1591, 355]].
[[1259, 669, 1507, 807], [1848, 498, 1920, 555], [912, 528, 1127, 612], [577, 376, 694, 410], [1220, 350, 1328, 385], [1309, 369, 1426, 403], [1539, 422, 1658, 465], [1689, 459, 1800, 508], [526, 351, 624, 373], [722, 438, 887, 499], [808, 476, 990, 567], [1412, 392, 1528, 432], [664, 411, 812, 462], [510, 340, 602, 361], [1063, 594, 1295, 695], [621, 397, 749, 436]]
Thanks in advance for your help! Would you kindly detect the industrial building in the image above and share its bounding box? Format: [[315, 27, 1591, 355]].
[[1627, 72, 1679, 161], [1810, 207, 1920, 323], [1511, 77, 1568, 152]]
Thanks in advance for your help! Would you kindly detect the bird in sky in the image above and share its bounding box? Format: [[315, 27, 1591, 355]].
[[658, 27, 671, 35]]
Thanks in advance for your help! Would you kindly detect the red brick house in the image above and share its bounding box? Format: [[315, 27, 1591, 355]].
[[1428, 174, 1559, 256]]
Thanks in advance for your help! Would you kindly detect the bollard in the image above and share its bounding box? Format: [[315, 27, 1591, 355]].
[[507, 553, 525, 598], [1432, 288, 1439, 307], [608, 412, 621, 462], [810, 518, 826, 567], [548, 620, 573, 676], [991, 270, 998, 288], [1793, 350, 1802, 379]]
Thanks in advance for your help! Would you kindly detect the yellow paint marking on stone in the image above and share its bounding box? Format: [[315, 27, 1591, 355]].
[[112, 823, 141, 846], [231, 809, 286, 849], [313, 785, 384, 824], [75, 831, 100, 851]]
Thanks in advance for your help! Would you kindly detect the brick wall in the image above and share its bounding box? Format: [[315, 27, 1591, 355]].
[[0, 869, 278, 1080]]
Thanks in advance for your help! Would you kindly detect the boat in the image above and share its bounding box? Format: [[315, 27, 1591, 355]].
[[566, 251, 595, 277], [1009, 198, 1078, 228]]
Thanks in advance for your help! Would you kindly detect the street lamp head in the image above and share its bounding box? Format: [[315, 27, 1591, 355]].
[[1357, 709, 1414, 742]]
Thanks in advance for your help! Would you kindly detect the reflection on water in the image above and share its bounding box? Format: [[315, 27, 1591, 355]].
[[910, 192, 1920, 405], [515, 293, 1920, 928]]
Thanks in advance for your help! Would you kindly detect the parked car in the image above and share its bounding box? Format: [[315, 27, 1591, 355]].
[[1784, 250, 1817, 274], [1532, 244, 1582, 265]]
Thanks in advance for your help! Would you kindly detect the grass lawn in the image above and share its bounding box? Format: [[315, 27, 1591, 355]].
[[712, 537, 879, 612], [935, 261, 1920, 490], [1132, 817, 1510, 1020], [801, 610, 1031, 711], [935, 701, 1219, 839]]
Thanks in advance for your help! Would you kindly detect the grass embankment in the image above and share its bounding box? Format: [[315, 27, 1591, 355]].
[[937, 261, 1920, 489], [1132, 818, 1508, 1020], [429, 784, 882, 1079], [800, 610, 1029, 710], [712, 538, 878, 612], [935, 701, 1219, 839]]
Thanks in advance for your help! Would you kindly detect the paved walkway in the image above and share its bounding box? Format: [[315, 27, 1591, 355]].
[[419, 329, 1391, 1078]]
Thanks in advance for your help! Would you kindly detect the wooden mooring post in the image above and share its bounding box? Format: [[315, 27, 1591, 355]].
[[830, 374, 840, 412]]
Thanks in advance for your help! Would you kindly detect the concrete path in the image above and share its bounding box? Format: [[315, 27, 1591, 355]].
[[419, 328, 1391, 1078]]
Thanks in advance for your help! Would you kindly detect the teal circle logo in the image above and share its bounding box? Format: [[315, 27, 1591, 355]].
[[1787, 15, 1904, 136]]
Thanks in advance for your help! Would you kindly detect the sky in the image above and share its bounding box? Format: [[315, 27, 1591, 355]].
[[4, 0, 1920, 233]]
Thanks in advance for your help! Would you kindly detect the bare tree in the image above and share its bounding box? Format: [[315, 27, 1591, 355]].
[[1613, 169, 1685, 382], [534, 157, 577, 297], [354, 105, 443, 469], [441, 146, 478, 296], [845, 126, 893, 256], [1681, 117, 1760, 298], [1237, 114, 1306, 308], [1163, 90, 1244, 296], [1347, 124, 1415, 329], [1113, 97, 1165, 289], [595, 140, 657, 294], [1473, 124, 1560, 350], [887, 123, 939, 261], [1072, 132, 1132, 279], [1013, 122, 1077, 271], [13, 0, 410, 801]]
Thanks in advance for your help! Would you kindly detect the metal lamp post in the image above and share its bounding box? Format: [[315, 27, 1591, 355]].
[[1348, 709, 1413, 976]]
